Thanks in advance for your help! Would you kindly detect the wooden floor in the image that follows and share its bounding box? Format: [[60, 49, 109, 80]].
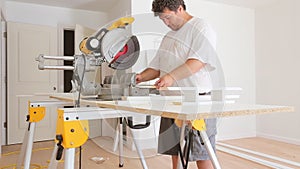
[[1, 137, 300, 169]]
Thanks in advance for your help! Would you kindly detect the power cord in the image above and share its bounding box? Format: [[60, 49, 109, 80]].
[[1, 146, 53, 169], [75, 54, 86, 108], [0, 145, 84, 169]]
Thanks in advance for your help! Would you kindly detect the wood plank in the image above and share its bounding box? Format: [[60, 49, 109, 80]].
[[50, 93, 294, 120]]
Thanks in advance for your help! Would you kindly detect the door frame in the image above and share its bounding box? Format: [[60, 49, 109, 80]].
[[1, 21, 7, 148]]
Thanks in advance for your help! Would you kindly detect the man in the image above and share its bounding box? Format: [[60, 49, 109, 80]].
[[136, 0, 219, 168]]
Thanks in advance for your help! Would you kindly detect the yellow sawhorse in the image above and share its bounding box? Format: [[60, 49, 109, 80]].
[[17, 101, 150, 169], [16, 101, 73, 169], [48, 107, 149, 169]]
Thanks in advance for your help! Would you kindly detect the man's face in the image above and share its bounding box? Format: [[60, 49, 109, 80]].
[[159, 7, 184, 31]]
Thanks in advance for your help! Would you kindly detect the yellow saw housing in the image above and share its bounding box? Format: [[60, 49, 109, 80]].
[[79, 17, 135, 55], [108, 17, 134, 30]]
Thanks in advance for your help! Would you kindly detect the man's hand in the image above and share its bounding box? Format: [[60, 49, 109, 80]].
[[154, 73, 175, 89], [135, 68, 160, 84], [135, 73, 143, 84]]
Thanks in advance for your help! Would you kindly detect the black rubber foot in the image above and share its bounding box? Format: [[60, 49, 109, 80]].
[[119, 163, 124, 167]]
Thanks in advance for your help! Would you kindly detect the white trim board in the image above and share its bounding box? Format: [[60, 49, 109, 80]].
[[257, 132, 300, 146]]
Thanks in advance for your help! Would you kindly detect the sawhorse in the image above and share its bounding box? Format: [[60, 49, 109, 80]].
[[16, 101, 72, 169], [17, 101, 151, 169], [48, 107, 150, 169]]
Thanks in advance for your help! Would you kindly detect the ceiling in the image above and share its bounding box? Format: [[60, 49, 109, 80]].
[[5, 0, 119, 12], [208, 0, 282, 8], [5, 0, 281, 12]]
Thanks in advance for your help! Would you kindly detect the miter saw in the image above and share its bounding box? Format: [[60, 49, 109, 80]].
[[34, 17, 154, 169], [36, 17, 155, 100]]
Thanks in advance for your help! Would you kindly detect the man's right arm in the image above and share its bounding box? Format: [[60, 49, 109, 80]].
[[136, 68, 160, 84]]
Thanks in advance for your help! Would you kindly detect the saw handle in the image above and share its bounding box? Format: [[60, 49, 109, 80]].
[[108, 17, 134, 30]]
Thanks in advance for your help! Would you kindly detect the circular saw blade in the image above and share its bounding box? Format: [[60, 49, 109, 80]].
[[109, 36, 140, 70], [100, 28, 140, 70]]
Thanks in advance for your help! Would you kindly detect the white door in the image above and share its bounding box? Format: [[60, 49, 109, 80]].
[[7, 22, 58, 144]]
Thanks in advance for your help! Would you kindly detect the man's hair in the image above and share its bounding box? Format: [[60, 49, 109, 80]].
[[152, 0, 186, 16]]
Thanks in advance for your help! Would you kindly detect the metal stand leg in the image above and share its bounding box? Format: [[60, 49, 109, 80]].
[[16, 122, 36, 169], [64, 148, 76, 169], [129, 129, 148, 169], [113, 123, 119, 152], [199, 131, 221, 169], [16, 125, 29, 169], [177, 123, 187, 169], [119, 118, 124, 167], [48, 143, 59, 169], [112, 118, 124, 167]]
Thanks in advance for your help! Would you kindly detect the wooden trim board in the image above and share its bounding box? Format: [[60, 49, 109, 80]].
[[50, 93, 294, 120]]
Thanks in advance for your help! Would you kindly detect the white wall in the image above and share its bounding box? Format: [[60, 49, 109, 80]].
[[0, 0, 5, 20], [256, 0, 300, 145], [107, 0, 131, 21], [5, 1, 108, 29], [131, 0, 256, 141]]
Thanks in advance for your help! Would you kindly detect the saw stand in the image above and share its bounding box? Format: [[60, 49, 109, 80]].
[[16, 101, 72, 169], [16, 101, 151, 169], [48, 107, 151, 169], [17, 101, 223, 169]]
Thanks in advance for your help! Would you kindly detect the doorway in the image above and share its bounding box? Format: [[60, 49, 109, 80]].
[[63, 29, 74, 93]]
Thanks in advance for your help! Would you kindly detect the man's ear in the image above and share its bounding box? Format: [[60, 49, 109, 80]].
[[176, 5, 184, 14], [178, 5, 184, 12]]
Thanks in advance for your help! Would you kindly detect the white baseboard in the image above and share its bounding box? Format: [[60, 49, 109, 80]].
[[257, 132, 300, 145]]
